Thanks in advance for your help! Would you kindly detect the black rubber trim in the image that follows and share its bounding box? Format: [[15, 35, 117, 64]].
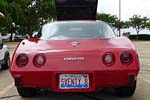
[[128, 75, 135, 86], [15, 76, 22, 87]]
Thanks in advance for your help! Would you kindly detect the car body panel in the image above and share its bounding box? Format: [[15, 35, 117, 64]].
[[10, 36, 140, 92], [0, 45, 8, 61], [11, 70, 138, 92], [16, 37, 135, 52]]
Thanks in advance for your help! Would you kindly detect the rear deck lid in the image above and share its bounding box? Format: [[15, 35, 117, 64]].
[[55, 0, 98, 20]]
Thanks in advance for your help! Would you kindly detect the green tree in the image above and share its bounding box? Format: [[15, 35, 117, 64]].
[[97, 13, 118, 29], [129, 15, 148, 40], [115, 21, 128, 30], [1, 0, 56, 40], [145, 19, 150, 32], [96, 13, 128, 32], [0, 0, 12, 34]]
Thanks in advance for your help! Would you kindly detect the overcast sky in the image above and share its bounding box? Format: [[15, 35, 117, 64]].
[[97, 0, 150, 21]]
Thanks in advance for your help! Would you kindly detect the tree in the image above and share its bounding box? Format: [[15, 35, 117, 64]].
[[0, 0, 56, 40], [96, 13, 128, 32], [97, 13, 118, 29], [115, 21, 127, 30], [129, 15, 148, 40], [145, 19, 150, 32], [0, 0, 12, 34]]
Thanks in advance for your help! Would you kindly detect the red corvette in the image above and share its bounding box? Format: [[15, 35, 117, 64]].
[[10, 0, 140, 98]]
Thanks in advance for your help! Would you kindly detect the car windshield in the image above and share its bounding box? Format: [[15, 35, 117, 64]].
[[40, 21, 115, 40]]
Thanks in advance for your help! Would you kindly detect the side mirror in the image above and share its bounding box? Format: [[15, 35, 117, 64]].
[[32, 32, 38, 38], [32, 28, 42, 38]]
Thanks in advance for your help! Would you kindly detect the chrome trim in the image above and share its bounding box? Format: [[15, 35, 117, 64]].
[[64, 57, 85, 61]]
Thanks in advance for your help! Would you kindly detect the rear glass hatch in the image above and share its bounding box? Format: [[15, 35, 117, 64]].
[[55, 0, 98, 20]]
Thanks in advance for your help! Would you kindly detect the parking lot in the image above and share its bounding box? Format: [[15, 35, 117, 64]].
[[0, 41, 150, 100]]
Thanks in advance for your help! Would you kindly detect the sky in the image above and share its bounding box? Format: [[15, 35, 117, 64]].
[[97, 0, 150, 21], [97, 0, 150, 34]]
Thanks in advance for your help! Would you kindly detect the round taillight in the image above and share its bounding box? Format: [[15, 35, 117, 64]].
[[103, 52, 115, 66], [16, 54, 28, 67], [33, 54, 46, 67], [120, 52, 133, 65]]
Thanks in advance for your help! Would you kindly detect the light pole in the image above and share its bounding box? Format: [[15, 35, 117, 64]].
[[119, 0, 121, 37]]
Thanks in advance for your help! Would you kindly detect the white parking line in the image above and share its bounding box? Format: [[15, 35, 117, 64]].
[[0, 83, 14, 96]]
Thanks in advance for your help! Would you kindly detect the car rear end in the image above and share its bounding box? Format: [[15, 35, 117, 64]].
[[10, 21, 140, 97], [10, 38, 140, 92]]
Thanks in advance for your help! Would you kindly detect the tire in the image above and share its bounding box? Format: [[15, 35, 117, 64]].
[[17, 87, 37, 97], [115, 81, 136, 97], [1, 53, 10, 70]]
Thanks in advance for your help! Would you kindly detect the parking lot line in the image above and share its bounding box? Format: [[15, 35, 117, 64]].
[[0, 83, 14, 96], [139, 76, 150, 84]]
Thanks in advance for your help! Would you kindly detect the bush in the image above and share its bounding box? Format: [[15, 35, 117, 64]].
[[129, 34, 150, 40]]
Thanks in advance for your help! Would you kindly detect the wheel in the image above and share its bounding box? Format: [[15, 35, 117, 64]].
[[115, 81, 136, 97], [1, 54, 10, 70], [17, 87, 37, 97]]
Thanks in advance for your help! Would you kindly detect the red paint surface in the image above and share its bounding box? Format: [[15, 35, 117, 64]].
[[10, 37, 140, 92]]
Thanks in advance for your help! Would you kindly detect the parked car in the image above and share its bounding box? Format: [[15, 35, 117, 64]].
[[0, 34, 10, 70], [0, 12, 10, 70], [10, 0, 140, 98], [14, 35, 24, 42], [10, 20, 140, 97]]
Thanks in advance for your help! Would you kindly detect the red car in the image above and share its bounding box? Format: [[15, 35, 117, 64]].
[[10, 0, 140, 98]]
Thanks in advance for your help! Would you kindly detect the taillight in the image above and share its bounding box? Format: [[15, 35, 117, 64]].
[[103, 52, 115, 66], [16, 54, 28, 67], [120, 51, 133, 65], [33, 54, 46, 67]]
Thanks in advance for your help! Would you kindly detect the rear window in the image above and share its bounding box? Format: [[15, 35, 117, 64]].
[[40, 21, 115, 40]]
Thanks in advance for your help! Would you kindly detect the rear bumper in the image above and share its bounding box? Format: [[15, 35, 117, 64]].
[[12, 69, 139, 92]]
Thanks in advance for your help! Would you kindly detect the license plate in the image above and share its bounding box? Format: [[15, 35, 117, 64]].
[[59, 74, 89, 89]]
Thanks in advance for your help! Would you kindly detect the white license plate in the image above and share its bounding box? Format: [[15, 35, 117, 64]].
[[59, 74, 89, 89]]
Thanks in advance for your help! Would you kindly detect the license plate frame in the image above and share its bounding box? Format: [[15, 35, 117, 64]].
[[59, 74, 89, 89]]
